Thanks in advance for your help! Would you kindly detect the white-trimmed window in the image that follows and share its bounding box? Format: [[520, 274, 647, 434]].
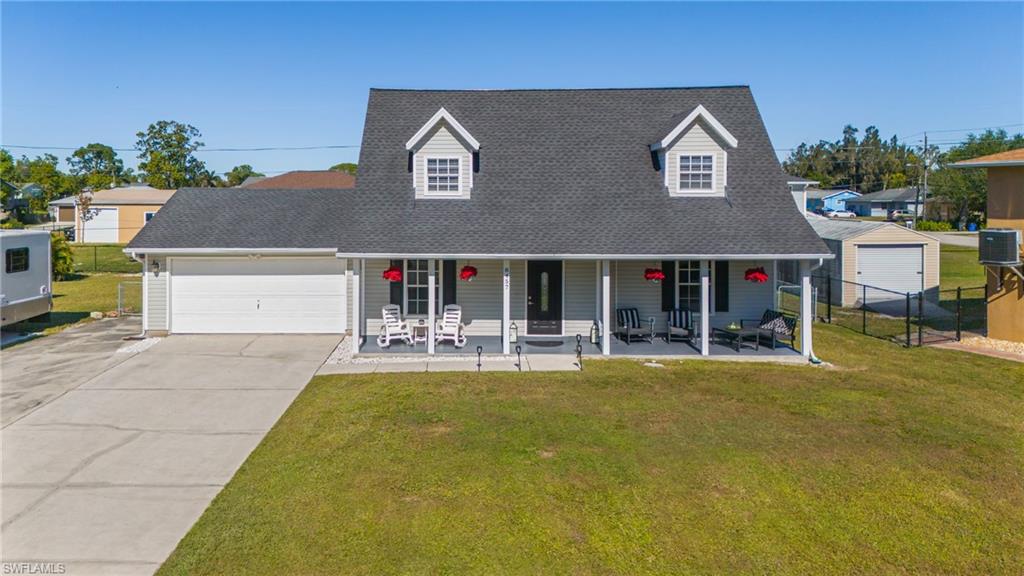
[[676, 260, 715, 313], [404, 259, 442, 316], [144, 211, 156, 223], [678, 154, 714, 191], [426, 157, 460, 194]]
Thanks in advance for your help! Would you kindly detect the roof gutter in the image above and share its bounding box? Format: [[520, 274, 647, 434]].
[[332, 252, 835, 261], [121, 247, 339, 256]]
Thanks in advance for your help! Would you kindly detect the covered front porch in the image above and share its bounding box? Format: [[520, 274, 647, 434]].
[[347, 257, 817, 360]]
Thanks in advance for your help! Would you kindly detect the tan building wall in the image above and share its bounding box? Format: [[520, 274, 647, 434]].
[[986, 167, 1024, 342], [76, 203, 163, 244]]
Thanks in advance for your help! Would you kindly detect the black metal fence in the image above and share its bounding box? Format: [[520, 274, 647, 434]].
[[808, 275, 987, 347]]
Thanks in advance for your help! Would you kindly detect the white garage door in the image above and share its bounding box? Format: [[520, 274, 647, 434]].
[[170, 257, 346, 334], [82, 207, 119, 243], [856, 244, 924, 300]]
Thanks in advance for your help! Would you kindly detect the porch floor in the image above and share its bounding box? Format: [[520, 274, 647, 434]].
[[360, 334, 803, 359]]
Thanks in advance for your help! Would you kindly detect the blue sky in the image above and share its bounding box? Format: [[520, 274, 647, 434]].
[[2, 2, 1022, 175]]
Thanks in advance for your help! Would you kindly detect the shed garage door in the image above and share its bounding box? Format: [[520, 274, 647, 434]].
[[856, 244, 923, 300], [170, 257, 346, 333], [81, 207, 119, 243]]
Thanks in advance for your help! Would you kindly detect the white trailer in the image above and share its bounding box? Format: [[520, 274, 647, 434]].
[[1, 230, 52, 327]]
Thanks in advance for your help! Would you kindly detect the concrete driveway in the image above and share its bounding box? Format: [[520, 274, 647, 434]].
[[1, 330, 340, 575], [930, 232, 978, 247]]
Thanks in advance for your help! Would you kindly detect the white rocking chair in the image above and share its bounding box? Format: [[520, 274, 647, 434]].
[[435, 304, 467, 348], [376, 304, 412, 348]]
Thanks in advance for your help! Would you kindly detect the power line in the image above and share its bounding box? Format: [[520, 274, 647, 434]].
[[0, 144, 360, 152]]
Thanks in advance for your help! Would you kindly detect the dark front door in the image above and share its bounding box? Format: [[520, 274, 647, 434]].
[[527, 260, 562, 335]]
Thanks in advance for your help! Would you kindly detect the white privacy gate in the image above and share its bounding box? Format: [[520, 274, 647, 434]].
[[169, 257, 347, 333]]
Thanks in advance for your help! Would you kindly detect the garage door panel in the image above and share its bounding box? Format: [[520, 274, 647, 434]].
[[170, 257, 346, 334], [82, 208, 119, 243], [856, 245, 923, 302]]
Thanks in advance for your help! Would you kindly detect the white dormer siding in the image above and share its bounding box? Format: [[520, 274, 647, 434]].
[[411, 123, 474, 199], [662, 119, 728, 197]]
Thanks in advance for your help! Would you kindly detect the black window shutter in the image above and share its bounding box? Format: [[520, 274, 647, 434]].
[[389, 259, 404, 310], [715, 260, 729, 312], [661, 260, 676, 311], [443, 260, 457, 306]]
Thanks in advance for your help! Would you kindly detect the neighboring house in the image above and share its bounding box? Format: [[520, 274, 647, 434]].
[[48, 195, 77, 226], [790, 215, 940, 307], [845, 187, 928, 218], [126, 86, 833, 359], [239, 170, 355, 189], [0, 229, 52, 327], [53, 184, 176, 244], [786, 174, 819, 215], [806, 188, 860, 214], [4, 183, 44, 216], [237, 175, 267, 188], [953, 148, 1024, 343]]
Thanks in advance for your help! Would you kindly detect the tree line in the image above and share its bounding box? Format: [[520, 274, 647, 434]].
[[0, 120, 357, 212], [783, 125, 1024, 224]]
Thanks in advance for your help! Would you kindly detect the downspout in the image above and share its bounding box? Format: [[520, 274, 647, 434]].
[[124, 251, 147, 340]]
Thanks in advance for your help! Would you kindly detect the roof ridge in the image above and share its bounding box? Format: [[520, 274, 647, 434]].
[[370, 85, 751, 93]]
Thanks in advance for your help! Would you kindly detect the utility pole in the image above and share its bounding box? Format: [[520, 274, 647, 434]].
[[913, 132, 928, 228]]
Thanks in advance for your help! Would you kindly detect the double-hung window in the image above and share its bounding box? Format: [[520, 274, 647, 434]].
[[677, 260, 701, 312], [678, 154, 714, 192], [404, 260, 441, 315], [426, 158, 460, 194]]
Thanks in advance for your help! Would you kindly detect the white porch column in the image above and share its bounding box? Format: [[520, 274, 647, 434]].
[[351, 259, 361, 355], [594, 261, 601, 321], [427, 259, 436, 355], [800, 260, 814, 358], [700, 259, 710, 356], [502, 260, 511, 355], [601, 259, 611, 356]]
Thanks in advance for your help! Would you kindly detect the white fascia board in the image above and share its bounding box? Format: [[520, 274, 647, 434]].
[[333, 251, 834, 261], [405, 107, 481, 151], [952, 160, 1024, 168], [121, 247, 339, 256], [651, 104, 739, 151]]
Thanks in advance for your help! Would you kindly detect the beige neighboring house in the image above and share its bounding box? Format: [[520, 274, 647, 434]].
[[50, 184, 176, 244]]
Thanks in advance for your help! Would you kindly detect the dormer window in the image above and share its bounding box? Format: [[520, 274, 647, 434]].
[[426, 157, 461, 194], [678, 154, 714, 191]]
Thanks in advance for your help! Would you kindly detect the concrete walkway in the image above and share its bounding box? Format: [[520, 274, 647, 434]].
[[1, 332, 341, 575], [930, 232, 978, 247]]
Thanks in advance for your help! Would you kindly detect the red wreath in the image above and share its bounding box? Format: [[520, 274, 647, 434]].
[[644, 268, 666, 282], [459, 265, 478, 281], [744, 267, 769, 283], [382, 266, 403, 282]]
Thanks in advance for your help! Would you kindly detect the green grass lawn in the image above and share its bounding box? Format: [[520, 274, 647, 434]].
[[159, 325, 1024, 575], [939, 245, 985, 292], [6, 273, 140, 335], [72, 243, 142, 274]]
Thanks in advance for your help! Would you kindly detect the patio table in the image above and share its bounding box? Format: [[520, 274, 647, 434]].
[[712, 327, 760, 353]]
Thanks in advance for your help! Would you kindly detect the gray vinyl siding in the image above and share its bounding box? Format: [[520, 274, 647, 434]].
[[455, 259, 502, 336], [664, 120, 728, 196], [610, 260, 666, 332], [715, 260, 775, 326], [364, 259, 390, 336], [564, 260, 597, 336], [146, 256, 168, 331], [413, 123, 473, 200]]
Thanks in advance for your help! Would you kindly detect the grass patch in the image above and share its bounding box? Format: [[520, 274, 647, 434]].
[[6, 273, 140, 335], [159, 325, 1024, 575], [72, 243, 141, 274], [939, 245, 985, 291]]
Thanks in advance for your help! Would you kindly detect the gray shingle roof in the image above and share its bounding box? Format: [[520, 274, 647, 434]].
[[805, 214, 887, 241], [130, 86, 830, 258], [847, 187, 928, 203]]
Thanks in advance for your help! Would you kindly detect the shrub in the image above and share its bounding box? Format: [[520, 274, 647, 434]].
[[1, 217, 25, 229], [915, 220, 953, 232], [51, 232, 75, 279]]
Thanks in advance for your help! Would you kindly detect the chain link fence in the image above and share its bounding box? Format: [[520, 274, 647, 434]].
[[118, 281, 143, 316], [798, 274, 987, 347], [73, 244, 143, 274]]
